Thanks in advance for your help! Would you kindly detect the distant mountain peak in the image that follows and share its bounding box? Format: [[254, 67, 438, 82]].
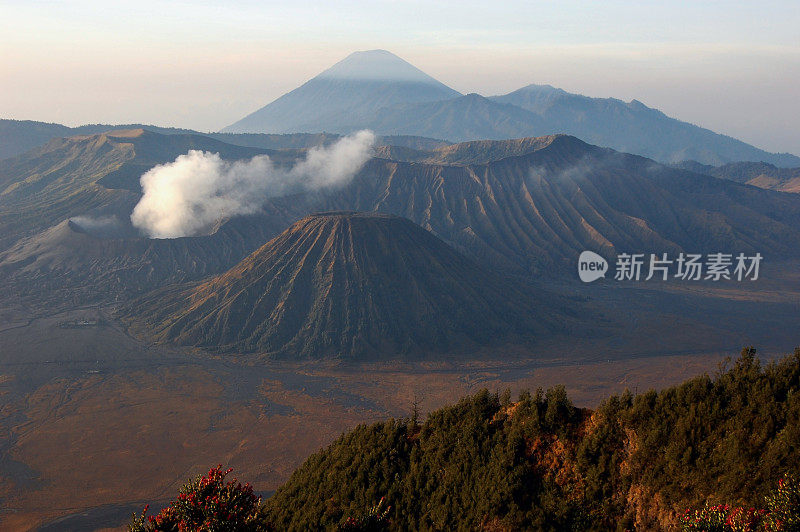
[[222, 50, 461, 134], [516, 84, 566, 94], [316, 49, 441, 83]]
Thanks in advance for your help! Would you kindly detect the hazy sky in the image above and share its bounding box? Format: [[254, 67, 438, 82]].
[[3, 0, 799, 154]]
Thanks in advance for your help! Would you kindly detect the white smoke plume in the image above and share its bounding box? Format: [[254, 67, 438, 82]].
[[131, 130, 375, 238]]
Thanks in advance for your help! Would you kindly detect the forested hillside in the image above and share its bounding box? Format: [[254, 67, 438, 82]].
[[134, 347, 800, 531]]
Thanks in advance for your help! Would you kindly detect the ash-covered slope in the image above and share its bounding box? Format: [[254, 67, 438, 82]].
[[124, 212, 569, 359], [310, 135, 800, 275], [363, 93, 548, 143], [0, 214, 288, 305]]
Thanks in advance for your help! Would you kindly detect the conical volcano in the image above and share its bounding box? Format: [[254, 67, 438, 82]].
[[222, 50, 461, 134], [124, 212, 567, 358]]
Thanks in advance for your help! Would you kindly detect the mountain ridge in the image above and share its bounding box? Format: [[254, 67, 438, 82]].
[[491, 84, 800, 167], [672, 160, 800, 194], [306, 134, 800, 275]]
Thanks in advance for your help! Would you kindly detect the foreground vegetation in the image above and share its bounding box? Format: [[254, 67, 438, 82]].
[[131, 347, 800, 531], [680, 474, 800, 531]]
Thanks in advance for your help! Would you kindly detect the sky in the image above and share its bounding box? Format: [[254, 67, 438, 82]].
[[2, 0, 799, 154]]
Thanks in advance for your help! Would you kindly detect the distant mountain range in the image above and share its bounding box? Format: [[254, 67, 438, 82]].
[[673, 160, 800, 193], [223, 50, 800, 167], [3, 51, 797, 167], [0, 118, 448, 161], [0, 119, 200, 161]]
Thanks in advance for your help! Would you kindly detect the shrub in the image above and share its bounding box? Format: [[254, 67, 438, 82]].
[[763, 474, 800, 531], [680, 475, 800, 532], [129, 465, 264, 531]]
